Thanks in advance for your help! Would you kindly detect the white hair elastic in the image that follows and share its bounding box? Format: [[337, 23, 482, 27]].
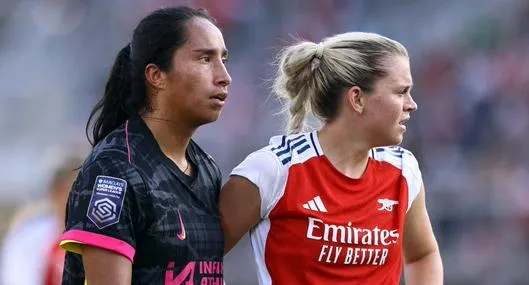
[[315, 42, 325, 59], [311, 42, 325, 71]]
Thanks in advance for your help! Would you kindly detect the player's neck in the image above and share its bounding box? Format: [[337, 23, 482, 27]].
[[318, 123, 370, 179], [141, 114, 194, 161]]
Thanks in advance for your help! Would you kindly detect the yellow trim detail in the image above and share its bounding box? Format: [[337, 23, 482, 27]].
[[60, 240, 85, 255]]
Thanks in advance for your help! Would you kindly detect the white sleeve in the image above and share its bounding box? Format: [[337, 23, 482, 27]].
[[402, 150, 423, 212], [230, 150, 284, 218]]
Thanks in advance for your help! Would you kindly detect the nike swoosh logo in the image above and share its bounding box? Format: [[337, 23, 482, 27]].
[[177, 210, 186, 240]]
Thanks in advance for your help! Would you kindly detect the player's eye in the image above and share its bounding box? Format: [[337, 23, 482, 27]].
[[199, 56, 211, 63], [399, 87, 410, 95]]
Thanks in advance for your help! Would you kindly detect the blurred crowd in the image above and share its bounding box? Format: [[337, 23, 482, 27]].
[[0, 0, 528, 284]]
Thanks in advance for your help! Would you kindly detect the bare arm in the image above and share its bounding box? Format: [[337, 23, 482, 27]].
[[403, 184, 443, 285], [219, 176, 261, 254], [82, 245, 132, 285]]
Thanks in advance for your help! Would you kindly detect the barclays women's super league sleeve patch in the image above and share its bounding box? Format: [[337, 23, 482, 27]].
[[87, 175, 128, 229]]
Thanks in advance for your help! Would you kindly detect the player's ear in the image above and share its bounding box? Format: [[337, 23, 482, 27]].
[[145, 63, 167, 91], [345, 86, 365, 114]]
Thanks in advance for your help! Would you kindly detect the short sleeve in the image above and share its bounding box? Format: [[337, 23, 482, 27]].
[[229, 150, 284, 218], [60, 156, 145, 263], [402, 150, 423, 211]]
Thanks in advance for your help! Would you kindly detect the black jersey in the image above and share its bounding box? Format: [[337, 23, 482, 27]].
[[60, 117, 224, 284]]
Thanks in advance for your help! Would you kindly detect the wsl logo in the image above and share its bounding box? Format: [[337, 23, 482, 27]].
[[91, 198, 117, 223], [87, 175, 127, 229], [306, 217, 400, 266]]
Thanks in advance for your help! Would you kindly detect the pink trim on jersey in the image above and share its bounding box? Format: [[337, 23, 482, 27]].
[[125, 120, 131, 164], [61, 229, 135, 263]]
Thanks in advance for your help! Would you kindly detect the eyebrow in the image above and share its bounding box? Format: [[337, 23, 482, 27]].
[[399, 84, 413, 90], [192, 48, 228, 57]]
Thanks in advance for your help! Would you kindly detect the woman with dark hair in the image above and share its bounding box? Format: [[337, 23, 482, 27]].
[[60, 6, 231, 284]]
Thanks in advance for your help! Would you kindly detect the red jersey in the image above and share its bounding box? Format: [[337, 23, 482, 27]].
[[230, 131, 422, 285]]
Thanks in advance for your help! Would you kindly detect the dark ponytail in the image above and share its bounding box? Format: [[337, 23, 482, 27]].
[[86, 44, 133, 146], [85, 6, 216, 147]]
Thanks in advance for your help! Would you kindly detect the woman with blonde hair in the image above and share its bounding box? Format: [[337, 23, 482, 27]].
[[220, 32, 443, 284]]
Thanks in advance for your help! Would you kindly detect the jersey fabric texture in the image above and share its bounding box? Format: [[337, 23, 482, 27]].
[[230, 131, 422, 285], [60, 117, 224, 285]]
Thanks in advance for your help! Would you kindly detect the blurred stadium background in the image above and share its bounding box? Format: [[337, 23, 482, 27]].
[[0, 0, 528, 284]]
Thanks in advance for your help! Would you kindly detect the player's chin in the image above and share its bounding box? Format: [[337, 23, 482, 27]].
[[201, 110, 222, 124], [392, 135, 404, 146]]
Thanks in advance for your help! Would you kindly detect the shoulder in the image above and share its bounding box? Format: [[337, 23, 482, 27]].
[[232, 132, 323, 179], [262, 132, 322, 167], [230, 132, 321, 191], [75, 147, 145, 196], [82, 149, 130, 175], [231, 132, 318, 175], [230, 146, 281, 183], [370, 145, 420, 173], [189, 139, 221, 177], [231, 135, 320, 218], [189, 140, 217, 165], [371, 146, 423, 211], [89, 126, 129, 161]]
